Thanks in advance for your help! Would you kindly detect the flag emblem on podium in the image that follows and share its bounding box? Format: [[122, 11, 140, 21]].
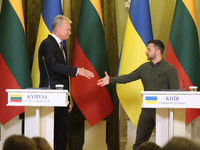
[[10, 95, 22, 102], [145, 96, 157, 104]]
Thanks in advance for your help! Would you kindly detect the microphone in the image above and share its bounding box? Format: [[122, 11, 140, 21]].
[[42, 56, 51, 89], [173, 66, 185, 91]]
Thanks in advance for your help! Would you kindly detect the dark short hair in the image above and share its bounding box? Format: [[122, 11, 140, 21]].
[[32, 137, 52, 150], [163, 137, 200, 150], [137, 142, 161, 150], [148, 40, 165, 54], [3, 135, 37, 150]]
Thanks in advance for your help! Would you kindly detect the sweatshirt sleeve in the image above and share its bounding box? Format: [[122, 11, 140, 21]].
[[109, 69, 140, 84]]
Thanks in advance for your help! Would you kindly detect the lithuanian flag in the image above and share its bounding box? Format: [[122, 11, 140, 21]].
[[10, 95, 22, 102], [166, 0, 200, 123], [71, 0, 114, 127], [0, 0, 31, 124]]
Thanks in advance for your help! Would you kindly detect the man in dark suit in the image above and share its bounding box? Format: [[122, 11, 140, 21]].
[[38, 15, 94, 150]]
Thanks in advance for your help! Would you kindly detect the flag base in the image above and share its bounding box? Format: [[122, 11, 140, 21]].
[[1, 117, 22, 141], [83, 120, 107, 150], [125, 120, 136, 150]]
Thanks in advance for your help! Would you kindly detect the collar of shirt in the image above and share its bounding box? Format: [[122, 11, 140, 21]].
[[51, 33, 62, 48], [150, 58, 164, 67]]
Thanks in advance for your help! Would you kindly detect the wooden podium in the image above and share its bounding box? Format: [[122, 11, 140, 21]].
[[6, 89, 70, 148], [141, 91, 200, 147]]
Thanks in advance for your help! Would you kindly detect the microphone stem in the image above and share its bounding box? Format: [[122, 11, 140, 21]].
[[174, 66, 185, 91], [42, 57, 51, 89]]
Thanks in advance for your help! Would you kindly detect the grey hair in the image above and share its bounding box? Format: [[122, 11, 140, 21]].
[[52, 15, 72, 32]]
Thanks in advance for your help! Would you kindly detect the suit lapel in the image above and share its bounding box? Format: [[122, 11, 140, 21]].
[[49, 35, 67, 65]]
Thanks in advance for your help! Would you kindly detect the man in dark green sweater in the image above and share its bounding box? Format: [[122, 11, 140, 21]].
[[97, 40, 179, 150]]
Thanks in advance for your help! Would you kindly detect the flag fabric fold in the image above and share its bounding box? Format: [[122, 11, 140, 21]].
[[116, 0, 153, 126], [0, 0, 31, 125], [31, 0, 63, 88], [71, 0, 114, 127], [165, 0, 200, 124]]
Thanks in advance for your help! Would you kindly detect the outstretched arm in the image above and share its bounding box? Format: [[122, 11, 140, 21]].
[[97, 71, 110, 87]]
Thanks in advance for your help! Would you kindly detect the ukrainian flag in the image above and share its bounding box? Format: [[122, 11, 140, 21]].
[[31, 0, 63, 87], [145, 96, 157, 104], [116, 0, 153, 126]]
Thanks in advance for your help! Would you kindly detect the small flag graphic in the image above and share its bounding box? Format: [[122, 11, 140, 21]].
[[145, 96, 157, 104], [10, 95, 22, 102]]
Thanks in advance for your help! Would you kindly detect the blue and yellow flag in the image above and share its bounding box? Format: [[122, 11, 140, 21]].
[[117, 0, 153, 126], [31, 0, 63, 87]]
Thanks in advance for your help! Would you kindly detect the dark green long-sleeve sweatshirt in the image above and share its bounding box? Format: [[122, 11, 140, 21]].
[[110, 59, 179, 91]]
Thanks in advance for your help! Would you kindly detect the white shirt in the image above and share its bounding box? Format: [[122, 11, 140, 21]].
[[51, 33, 62, 49], [51, 33, 78, 76]]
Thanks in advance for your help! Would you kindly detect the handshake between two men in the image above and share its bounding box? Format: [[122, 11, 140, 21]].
[[78, 68, 109, 87]]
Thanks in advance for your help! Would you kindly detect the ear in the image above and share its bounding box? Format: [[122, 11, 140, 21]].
[[56, 25, 60, 31], [156, 49, 161, 55]]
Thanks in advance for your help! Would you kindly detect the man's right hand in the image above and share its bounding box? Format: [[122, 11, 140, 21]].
[[78, 67, 94, 79], [97, 71, 110, 87]]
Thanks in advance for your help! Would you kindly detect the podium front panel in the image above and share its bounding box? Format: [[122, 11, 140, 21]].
[[6, 89, 69, 106]]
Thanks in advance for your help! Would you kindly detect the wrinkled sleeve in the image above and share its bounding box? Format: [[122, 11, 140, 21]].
[[109, 67, 141, 84]]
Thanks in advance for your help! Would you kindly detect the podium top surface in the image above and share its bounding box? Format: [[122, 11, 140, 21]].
[[6, 89, 69, 94], [141, 91, 200, 96]]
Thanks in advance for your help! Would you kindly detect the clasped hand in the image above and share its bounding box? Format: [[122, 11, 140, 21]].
[[78, 67, 94, 79], [78, 69, 109, 87], [97, 71, 109, 87]]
